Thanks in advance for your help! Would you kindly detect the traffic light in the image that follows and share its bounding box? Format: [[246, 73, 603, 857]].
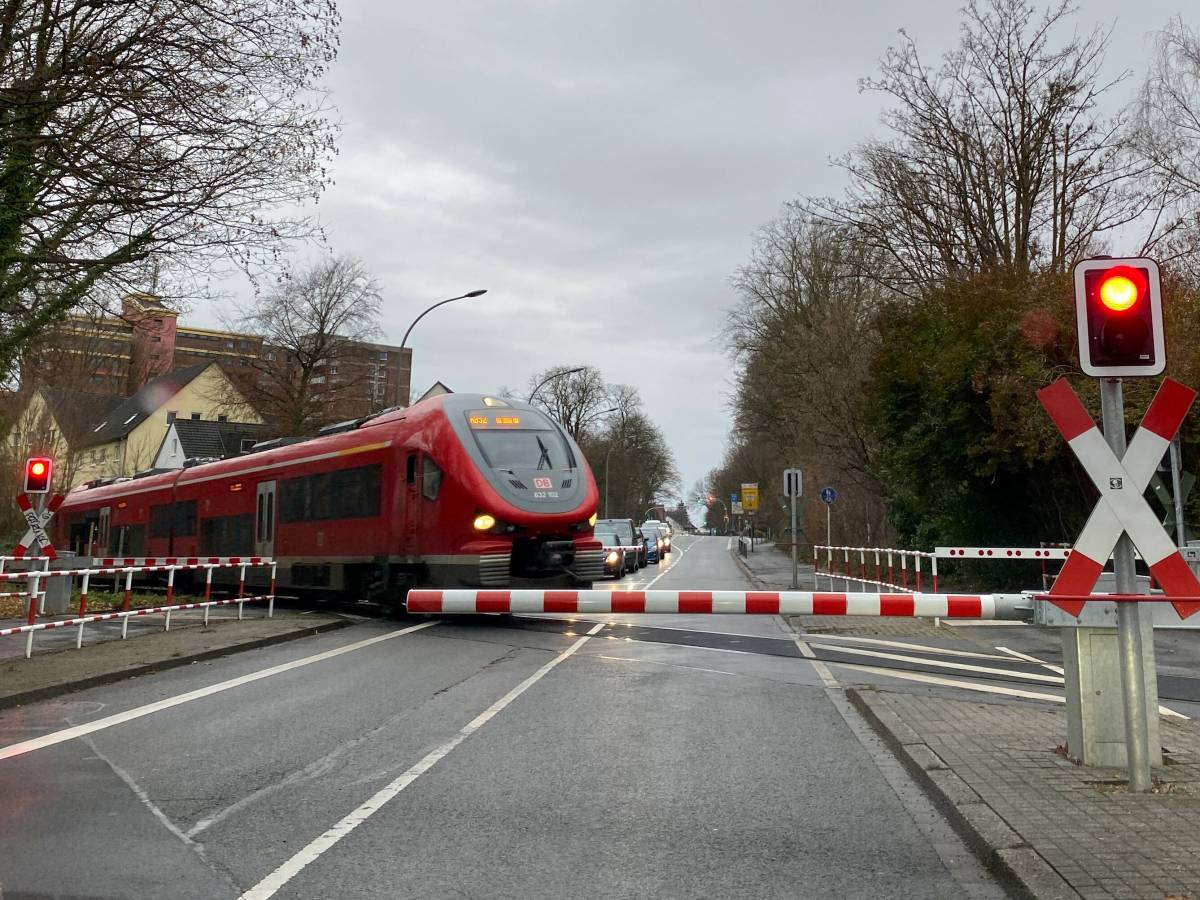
[[1073, 257, 1165, 376], [24, 457, 52, 494]]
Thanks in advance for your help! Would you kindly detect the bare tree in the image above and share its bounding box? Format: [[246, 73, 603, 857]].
[[235, 256, 382, 436], [0, 0, 341, 378], [809, 0, 1153, 293], [1135, 16, 1200, 272], [527, 365, 613, 442]]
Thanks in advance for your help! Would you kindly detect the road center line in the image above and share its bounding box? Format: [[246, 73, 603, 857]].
[[0, 622, 438, 762], [239, 621, 607, 900]]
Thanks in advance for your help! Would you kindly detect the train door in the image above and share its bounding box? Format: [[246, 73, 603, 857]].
[[97, 507, 110, 555], [255, 481, 276, 557], [403, 453, 421, 556]]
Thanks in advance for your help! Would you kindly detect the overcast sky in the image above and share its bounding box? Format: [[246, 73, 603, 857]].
[[198, 0, 1187, 506]]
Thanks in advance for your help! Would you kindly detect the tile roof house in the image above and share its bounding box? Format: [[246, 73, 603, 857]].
[[153, 418, 269, 468], [5, 362, 264, 488]]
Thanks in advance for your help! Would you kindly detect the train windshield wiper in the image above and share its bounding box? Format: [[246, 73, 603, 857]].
[[535, 436, 552, 470]]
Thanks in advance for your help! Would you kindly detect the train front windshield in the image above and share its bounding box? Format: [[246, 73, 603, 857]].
[[467, 411, 573, 470]]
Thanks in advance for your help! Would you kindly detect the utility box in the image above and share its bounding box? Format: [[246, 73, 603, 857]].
[[10, 553, 77, 615]]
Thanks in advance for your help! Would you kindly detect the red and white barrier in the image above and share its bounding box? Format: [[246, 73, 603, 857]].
[[814, 545, 937, 593], [406, 588, 1026, 619], [936, 546, 1070, 559], [1, 558, 277, 658]]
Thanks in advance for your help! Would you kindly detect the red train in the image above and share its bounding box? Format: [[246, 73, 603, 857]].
[[53, 393, 604, 602]]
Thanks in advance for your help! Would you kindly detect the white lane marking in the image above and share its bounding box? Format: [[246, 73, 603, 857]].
[[828, 660, 1066, 702], [995, 645, 1065, 673], [239, 621, 606, 900], [808, 633, 1019, 661], [995, 646, 1189, 720], [805, 641, 1064, 684], [726, 537, 733, 551], [0, 622, 438, 762], [596, 654, 737, 678]]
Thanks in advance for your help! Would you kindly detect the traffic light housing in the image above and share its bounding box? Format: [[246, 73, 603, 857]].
[[24, 457, 52, 494], [1074, 257, 1165, 376]]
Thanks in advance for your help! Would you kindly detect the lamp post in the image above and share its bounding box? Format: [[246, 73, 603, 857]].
[[399, 289, 487, 353], [528, 367, 584, 404], [398, 289, 487, 403]]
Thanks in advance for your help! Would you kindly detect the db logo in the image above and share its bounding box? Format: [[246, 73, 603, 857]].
[[533, 477, 553, 489]]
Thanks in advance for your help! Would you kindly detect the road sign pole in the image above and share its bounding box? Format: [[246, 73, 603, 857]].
[[825, 504, 831, 546], [790, 494, 799, 589], [1100, 377, 1153, 792]]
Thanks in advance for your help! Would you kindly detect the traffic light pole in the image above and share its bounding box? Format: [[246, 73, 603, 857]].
[[1100, 377, 1153, 792]]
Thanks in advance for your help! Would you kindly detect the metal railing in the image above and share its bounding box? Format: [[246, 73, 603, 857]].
[[0, 557, 276, 658], [814, 545, 938, 593]]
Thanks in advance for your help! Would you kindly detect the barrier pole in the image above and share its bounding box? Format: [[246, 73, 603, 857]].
[[76, 571, 90, 649], [238, 564, 247, 620], [900, 551, 909, 589], [268, 562, 277, 618], [24, 571, 41, 659], [165, 566, 175, 607], [874, 550, 881, 592], [915, 555, 923, 592], [932, 556, 939, 594], [826, 546, 833, 589], [204, 566, 214, 603], [859, 549, 866, 584], [123, 569, 133, 612]]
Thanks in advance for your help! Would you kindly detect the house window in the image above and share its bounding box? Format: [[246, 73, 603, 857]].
[[218, 414, 228, 423], [378, 351, 388, 361], [240, 437, 256, 452], [190, 412, 201, 420], [266, 351, 276, 361], [166, 411, 177, 423], [329, 366, 338, 375]]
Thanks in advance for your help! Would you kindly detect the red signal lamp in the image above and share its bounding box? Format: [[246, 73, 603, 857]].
[[24, 457, 52, 494], [1073, 257, 1164, 377]]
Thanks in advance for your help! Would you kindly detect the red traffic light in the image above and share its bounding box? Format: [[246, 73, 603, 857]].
[[24, 457, 52, 494], [1073, 257, 1164, 377], [1096, 266, 1147, 312]]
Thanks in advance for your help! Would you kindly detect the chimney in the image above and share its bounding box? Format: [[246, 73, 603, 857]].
[[125, 293, 179, 391]]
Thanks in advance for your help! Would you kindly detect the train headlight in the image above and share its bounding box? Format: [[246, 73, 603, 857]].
[[588, 513, 597, 527], [473, 514, 497, 532]]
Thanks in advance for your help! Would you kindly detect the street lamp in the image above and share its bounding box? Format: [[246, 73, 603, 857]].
[[399, 289, 488, 352], [528, 367, 585, 404]]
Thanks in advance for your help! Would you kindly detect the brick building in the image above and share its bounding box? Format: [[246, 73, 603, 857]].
[[34, 294, 411, 419]]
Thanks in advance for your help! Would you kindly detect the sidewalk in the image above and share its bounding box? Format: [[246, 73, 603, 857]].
[[852, 688, 1200, 900], [0, 610, 348, 709]]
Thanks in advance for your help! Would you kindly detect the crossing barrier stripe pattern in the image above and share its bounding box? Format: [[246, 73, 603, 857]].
[[1038, 378, 1200, 619], [935, 547, 1070, 559], [91, 556, 266, 567], [406, 589, 1001, 618]]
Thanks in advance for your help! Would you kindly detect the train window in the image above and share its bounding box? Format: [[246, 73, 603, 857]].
[[266, 492, 274, 541], [149, 501, 197, 538], [201, 514, 254, 555], [472, 429, 570, 471], [108, 524, 145, 556], [256, 494, 265, 542], [422, 457, 442, 501], [406, 454, 416, 486], [279, 464, 381, 523]]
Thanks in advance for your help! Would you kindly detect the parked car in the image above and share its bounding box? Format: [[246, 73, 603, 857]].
[[596, 530, 627, 578], [597, 517, 644, 570], [640, 527, 661, 564]]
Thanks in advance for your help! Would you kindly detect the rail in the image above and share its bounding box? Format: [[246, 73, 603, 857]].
[[0, 558, 276, 659]]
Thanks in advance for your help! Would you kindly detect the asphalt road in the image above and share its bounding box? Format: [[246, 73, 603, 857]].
[[0, 535, 1008, 899]]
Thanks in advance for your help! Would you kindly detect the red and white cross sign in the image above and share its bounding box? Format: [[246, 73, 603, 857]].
[[1037, 377, 1200, 619], [12, 493, 64, 559]]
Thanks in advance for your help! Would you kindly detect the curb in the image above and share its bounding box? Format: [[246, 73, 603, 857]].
[[846, 687, 1079, 900], [0, 618, 351, 712]]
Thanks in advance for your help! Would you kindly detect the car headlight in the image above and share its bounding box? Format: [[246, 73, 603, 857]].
[[606, 551, 620, 564]]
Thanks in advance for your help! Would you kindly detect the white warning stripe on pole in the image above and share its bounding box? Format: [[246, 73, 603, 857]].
[[407, 589, 1007, 619]]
